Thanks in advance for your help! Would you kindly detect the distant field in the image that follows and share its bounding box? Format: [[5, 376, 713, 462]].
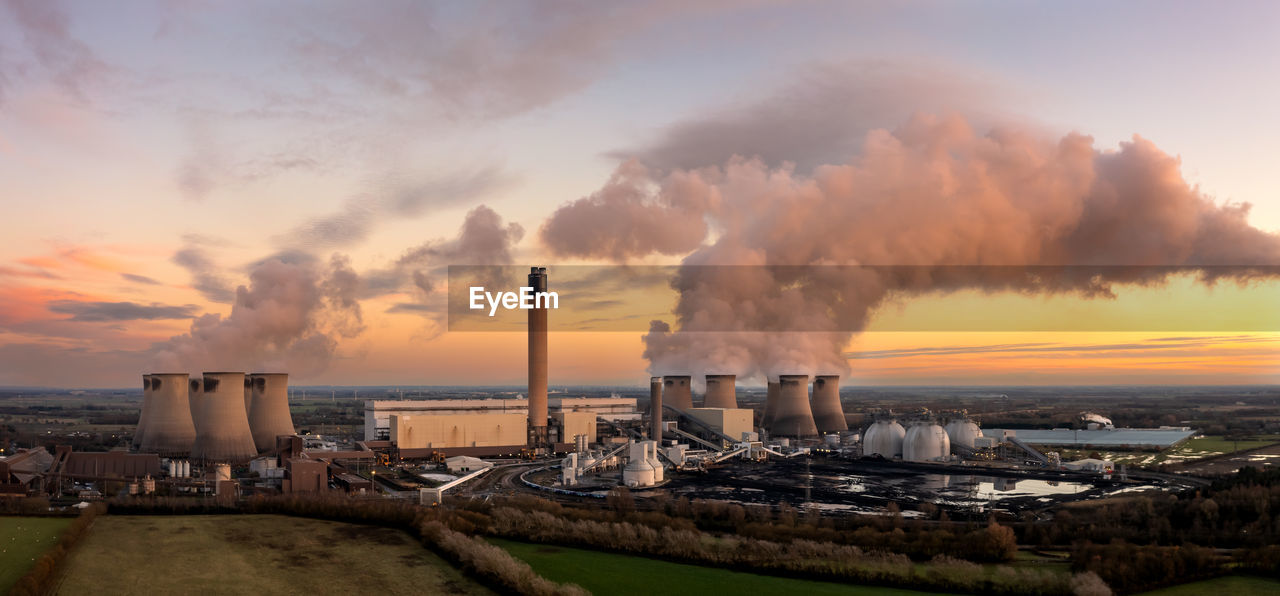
[[1060, 434, 1280, 468], [57, 515, 491, 595], [0, 517, 71, 593], [492, 538, 933, 596], [1141, 575, 1280, 595]]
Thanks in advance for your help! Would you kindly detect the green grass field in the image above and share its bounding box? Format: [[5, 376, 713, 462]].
[[1141, 575, 1280, 595], [57, 515, 492, 595], [0, 517, 72, 593], [492, 538, 937, 596]]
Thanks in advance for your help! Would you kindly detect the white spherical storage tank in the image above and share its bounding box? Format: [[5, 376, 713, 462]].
[[945, 419, 982, 450], [903, 422, 950, 462], [863, 420, 905, 458]]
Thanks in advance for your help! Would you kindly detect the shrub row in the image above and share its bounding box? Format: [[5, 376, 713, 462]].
[[9, 503, 106, 596], [482, 506, 1105, 596]]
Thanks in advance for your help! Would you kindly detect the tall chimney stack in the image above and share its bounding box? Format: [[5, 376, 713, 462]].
[[528, 266, 549, 447], [771, 374, 818, 437], [662, 376, 693, 410], [649, 376, 663, 442], [811, 375, 848, 433], [703, 374, 737, 409]]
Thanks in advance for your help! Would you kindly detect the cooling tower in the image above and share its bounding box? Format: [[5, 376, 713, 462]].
[[771, 375, 818, 437], [863, 419, 905, 458], [662, 376, 693, 410], [903, 422, 950, 462], [243, 376, 253, 419], [703, 374, 737, 409], [191, 372, 257, 463], [189, 377, 205, 430], [945, 418, 982, 449], [649, 376, 663, 441], [528, 266, 548, 446], [141, 373, 197, 456], [132, 374, 153, 448], [763, 380, 780, 426], [248, 373, 294, 453], [810, 375, 848, 433]]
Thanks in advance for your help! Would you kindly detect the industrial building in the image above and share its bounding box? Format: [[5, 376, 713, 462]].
[[366, 394, 636, 455], [549, 397, 639, 422], [391, 412, 527, 450], [685, 408, 754, 444], [364, 398, 528, 441]]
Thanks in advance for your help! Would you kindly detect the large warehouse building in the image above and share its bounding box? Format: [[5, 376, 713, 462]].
[[391, 412, 527, 449], [366, 396, 634, 454], [364, 399, 528, 441]]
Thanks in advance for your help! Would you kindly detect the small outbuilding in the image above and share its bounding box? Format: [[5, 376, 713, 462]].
[[445, 455, 493, 474]]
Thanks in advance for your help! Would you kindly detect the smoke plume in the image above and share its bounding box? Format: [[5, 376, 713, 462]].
[[543, 113, 1280, 380], [150, 254, 364, 377]]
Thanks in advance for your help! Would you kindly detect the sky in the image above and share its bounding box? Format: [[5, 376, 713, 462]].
[[0, 0, 1277, 388]]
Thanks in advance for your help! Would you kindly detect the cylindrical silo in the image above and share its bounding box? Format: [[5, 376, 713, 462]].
[[863, 419, 905, 458], [644, 440, 663, 483], [903, 422, 950, 462], [810, 375, 848, 433], [622, 441, 655, 488], [191, 372, 257, 463], [662, 376, 693, 410], [248, 373, 294, 453], [132, 374, 154, 448], [703, 374, 737, 409], [770, 375, 818, 437], [763, 380, 780, 426], [528, 267, 549, 446], [141, 373, 197, 456], [649, 377, 663, 441]]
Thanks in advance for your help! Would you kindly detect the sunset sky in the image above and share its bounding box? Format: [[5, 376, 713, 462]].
[[1, 0, 1278, 388]]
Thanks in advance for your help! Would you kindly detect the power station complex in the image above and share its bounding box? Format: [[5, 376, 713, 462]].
[[2, 266, 1191, 502]]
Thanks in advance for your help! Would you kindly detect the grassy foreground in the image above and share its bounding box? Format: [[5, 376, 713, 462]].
[[492, 538, 936, 596], [1140, 575, 1280, 595], [1, 517, 72, 593], [56, 515, 492, 595]]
